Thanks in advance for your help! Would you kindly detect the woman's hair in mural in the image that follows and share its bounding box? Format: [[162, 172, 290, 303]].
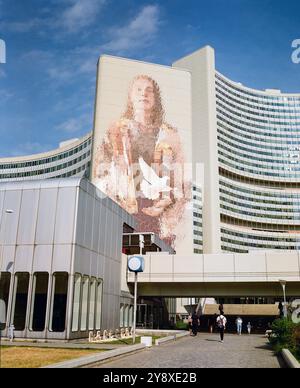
[[122, 75, 165, 128]]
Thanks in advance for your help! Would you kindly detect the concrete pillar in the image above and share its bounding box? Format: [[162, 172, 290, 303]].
[[173, 46, 221, 253]]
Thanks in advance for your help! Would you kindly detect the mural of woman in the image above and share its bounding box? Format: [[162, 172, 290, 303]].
[[93, 75, 190, 247]]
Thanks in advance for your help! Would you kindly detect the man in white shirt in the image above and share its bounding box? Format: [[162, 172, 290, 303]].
[[216, 313, 227, 343]]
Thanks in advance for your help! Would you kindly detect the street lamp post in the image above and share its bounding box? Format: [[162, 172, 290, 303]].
[[128, 236, 144, 344], [279, 280, 287, 318]]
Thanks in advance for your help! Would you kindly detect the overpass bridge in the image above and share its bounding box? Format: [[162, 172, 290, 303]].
[[125, 251, 300, 297]]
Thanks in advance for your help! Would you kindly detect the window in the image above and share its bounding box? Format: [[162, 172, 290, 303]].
[[0, 272, 11, 329], [80, 276, 89, 331], [12, 272, 30, 331], [49, 272, 68, 332], [88, 278, 97, 331], [95, 279, 103, 330], [71, 274, 81, 332], [30, 273, 49, 331]]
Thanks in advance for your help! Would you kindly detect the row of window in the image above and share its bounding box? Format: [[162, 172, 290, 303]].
[[220, 195, 300, 214], [0, 272, 68, 332], [216, 85, 300, 114], [221, 237, 300, 250], [221, 203, 300, 221], [218, 130, 300, 158], [218, 141, 299, 166], [217, 101, 300, 127], [217, 91, 300, 120], [220, 188, 300, 207], [71, 274, 103, 333], [217, 118, 300, 147], [219, 178, 300, 199], [120, 304, 133, 328], [217, 110, 300, 135], [0, 138, 91, 170], [0, 152, 90, 179], [215, 74, 300, 104], [221, 228, 300, 243], [219, 155, 300, 178]]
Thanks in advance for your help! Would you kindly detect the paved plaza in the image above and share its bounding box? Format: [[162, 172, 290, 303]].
[[94, 333, 283, 368]]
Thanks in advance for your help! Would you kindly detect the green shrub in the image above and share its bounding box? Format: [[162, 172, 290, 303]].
[[175, 321, 188, 330], [270, 318, 300, 358]]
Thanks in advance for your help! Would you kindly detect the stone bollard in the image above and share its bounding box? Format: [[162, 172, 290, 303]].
[[102, 330, 108, 340], [120, 328, 126, 338], [95, 331, 102, 341], [108, 330, 113, 339], [125, 328, 130, 337], [89, 332, 94, 343]]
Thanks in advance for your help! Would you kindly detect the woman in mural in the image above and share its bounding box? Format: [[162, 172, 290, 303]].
[[93, 75, 190, 247]]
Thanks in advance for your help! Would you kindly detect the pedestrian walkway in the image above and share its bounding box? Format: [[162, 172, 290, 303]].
[[94, 334, 282, 368]]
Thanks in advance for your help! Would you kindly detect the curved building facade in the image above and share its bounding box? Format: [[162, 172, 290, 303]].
[[0, 132, 92, 182], [216, 72, 300, 252]]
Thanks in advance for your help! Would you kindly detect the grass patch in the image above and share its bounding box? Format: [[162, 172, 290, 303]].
[[0, 346, 104, 368]]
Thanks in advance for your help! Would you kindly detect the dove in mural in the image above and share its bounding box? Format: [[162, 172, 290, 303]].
[[139, 157, 172, 200]]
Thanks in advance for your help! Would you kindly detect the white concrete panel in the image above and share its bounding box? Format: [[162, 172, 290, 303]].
[[90, 251, 98, 278], [235, 253, 267, 282], [0, 190, 5, 222], [84, 192, 93, 250], [204, 254, 235, 282], [17, 189, 39, 245], [75, 188, 86, 247], [35, 188, 58, 245], [173, 255, 204, 282], [266, 252, 300, 281], [14, 245, 34, 272], [32, 245, 53, 272], [92, 200, 100, 252], [97, 254, 105, 279], [150, 254, 174, 282], [54, 187, 77, 244], [0, 245, 15, 272], [0, 190, 22, 245], [52, 244, 72, 272]]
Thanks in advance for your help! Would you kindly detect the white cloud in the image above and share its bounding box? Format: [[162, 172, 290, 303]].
[[9, 142, 53, 157], [55, 113, 92, 133], [2, 0, 106, 34], [56, 0, 106, 33], [102, 5, 161, 54], [0, 67, 6, 78], [2, 18, 45, 33]]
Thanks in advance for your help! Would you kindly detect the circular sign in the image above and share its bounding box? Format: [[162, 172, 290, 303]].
[[128, 255, 144, 273]]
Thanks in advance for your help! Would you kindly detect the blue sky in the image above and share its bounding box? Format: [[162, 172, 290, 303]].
[[0, 0, 299, 157]]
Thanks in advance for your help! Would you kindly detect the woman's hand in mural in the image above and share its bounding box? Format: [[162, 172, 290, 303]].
[[142, 198, 173, 217]]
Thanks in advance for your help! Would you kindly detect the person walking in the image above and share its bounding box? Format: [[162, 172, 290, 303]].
[[188, 314, 192, 335], [191, 310, 200, 336], [216, 313, 227, 343], [247, 322, 252, 335], [236, 316, 243, 335]]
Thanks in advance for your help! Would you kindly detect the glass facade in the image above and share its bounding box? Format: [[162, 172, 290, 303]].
[[216, 72, 300, 252], [0, 133, 92, 181]]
